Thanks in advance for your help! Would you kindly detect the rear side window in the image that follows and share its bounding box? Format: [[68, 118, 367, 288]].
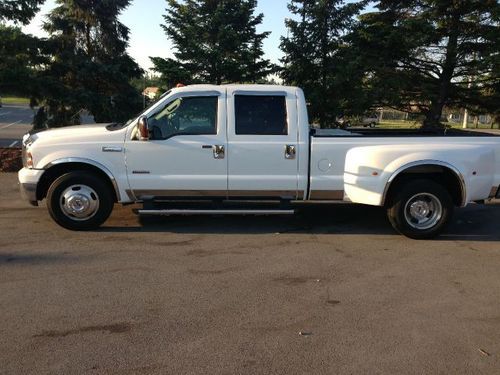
[[235, 95, 287, 135]]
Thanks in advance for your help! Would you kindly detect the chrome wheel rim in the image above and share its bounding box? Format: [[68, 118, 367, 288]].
[[59, 184, 99, 221], [404, 193, 442, 230]]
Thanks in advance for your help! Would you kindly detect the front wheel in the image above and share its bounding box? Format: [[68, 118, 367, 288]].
[[386, 179, 454, 239], [47, 171, 114, 230]]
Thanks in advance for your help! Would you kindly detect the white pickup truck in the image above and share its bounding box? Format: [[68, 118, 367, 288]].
[[18, 85, 500, 238]]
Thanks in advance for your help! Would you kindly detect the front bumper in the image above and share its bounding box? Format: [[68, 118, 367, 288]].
[[18, 168, 44, 206], [20, 182, 38, 206]]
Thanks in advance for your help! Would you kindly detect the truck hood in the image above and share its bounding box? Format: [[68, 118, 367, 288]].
[[31, 123, 126, 145]]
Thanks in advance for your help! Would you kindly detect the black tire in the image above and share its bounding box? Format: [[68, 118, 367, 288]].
[[47, 171, 114, 230], [386, 179, 454, 239], [369, 122, 376, 128]]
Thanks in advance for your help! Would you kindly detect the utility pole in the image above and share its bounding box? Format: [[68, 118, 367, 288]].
[[143, 73, 147, 109]]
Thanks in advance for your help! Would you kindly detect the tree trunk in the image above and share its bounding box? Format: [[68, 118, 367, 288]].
[[462, 108, 468, 128], [422, 13, 460, 130]]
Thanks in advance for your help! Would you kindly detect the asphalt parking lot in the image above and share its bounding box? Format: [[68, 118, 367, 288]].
[[0, 104, 96, 148], [0, 105, 34, 147], [1, 172, 500, 374]]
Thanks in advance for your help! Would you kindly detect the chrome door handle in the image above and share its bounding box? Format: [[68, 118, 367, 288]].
[[202, 144, 225, 159], [285, 145, 296, 160], [213, 145, 225, 159]]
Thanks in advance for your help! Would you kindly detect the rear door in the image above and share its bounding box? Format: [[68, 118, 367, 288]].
[[226, 88, 300, 198]]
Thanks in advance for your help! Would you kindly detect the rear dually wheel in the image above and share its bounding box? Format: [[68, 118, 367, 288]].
[[386, 179, 454, 239]]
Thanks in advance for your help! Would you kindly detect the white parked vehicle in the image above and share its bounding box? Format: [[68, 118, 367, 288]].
[[19, 85, 500, 238], [337, 112, 380, 128], [358, 112, 380, 128]]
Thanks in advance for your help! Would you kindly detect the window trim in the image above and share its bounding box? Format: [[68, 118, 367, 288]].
[[149, 95, 219, 141], [232, 90, 287, 97], [234, 94, 289, 136]]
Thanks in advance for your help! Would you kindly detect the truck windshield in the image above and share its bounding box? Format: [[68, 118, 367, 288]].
[[108, 90, 173, 131]]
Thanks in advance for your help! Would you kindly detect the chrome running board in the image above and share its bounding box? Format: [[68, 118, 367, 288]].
[[137, 209, 295, 216]]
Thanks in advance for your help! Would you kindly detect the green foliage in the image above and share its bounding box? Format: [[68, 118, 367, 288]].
[[36, 0, 143, 126], [130, 72, 163, 93], [150, 56, 192, 88], [0, 0, 45, 24], [280, 0, 368, 128], [153, 0, 274, 85], [351, 0, 500, 129], [0, 25, 48, 96], [0, 0, 48, 101]]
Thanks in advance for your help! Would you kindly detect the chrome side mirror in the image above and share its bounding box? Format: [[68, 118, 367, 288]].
[[138, 116, 150, 141]]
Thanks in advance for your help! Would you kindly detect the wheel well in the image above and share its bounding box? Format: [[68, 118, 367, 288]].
[[37, 163, 118, 202], [384, 164, 465, 207]]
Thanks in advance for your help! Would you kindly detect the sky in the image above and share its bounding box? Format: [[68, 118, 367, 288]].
[[23, 0, 293, 71]]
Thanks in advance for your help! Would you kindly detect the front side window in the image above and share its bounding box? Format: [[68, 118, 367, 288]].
[[235, 95, 288, 135], [148, 96, 218, 140]]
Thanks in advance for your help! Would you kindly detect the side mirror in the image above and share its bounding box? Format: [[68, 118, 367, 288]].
[[138, 116, 150, 141]]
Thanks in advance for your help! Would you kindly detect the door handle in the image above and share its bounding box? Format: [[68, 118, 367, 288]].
[[213, 145, 225, 159], [202, 144, 225, 159], [285, 145, 296, 160]]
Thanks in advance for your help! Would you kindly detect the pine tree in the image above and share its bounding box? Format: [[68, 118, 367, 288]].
[[39, 0, 142, 126], [0, 1, 47, 99], [352, 0, 500, 129], [0, 25, 46, 97], [280, 0, 367, 127], [0, 0, 45, 24], [153, 0, 273, 85]]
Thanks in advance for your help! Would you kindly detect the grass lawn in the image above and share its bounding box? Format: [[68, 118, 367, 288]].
[[378, 120, 421, 128], [1, 96, 30, 105]]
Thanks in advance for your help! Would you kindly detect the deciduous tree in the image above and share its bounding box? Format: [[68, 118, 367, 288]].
[[352, 0, 500, 129]]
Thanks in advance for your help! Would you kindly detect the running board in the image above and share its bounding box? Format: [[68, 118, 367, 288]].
[[137, 209, 295, 216]]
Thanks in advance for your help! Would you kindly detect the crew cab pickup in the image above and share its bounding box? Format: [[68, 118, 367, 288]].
[[18, 85, 500, 238]]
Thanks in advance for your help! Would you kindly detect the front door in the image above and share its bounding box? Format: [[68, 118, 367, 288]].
[[125, 90, 228, 199], [226, 88, 300, 198]]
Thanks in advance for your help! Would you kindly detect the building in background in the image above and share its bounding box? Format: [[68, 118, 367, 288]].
[[142, 87, 160, 100]]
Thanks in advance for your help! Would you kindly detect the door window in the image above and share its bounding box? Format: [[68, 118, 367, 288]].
[[148, 96, 218, 140], [235, 95, 287, 135]]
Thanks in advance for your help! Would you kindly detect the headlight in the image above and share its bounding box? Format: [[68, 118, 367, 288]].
[[25, 151, 34, 168]]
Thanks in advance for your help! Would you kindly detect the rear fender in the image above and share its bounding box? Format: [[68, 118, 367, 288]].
[[344, 144, 495, 206]]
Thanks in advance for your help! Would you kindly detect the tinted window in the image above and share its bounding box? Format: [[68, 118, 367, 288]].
[[235, 95, 287, 135], [148, 96, 217, 140]]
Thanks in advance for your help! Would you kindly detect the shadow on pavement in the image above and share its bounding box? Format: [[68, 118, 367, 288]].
[[101, 203, 500, 241], [0, 252, 76, 266]]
